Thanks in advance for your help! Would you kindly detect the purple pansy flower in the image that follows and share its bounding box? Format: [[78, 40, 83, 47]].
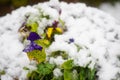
[[23, 32, 42, 52], [23, 42, 42, 53], [27, 32, 41, 42], [69, 38, 74, 43]]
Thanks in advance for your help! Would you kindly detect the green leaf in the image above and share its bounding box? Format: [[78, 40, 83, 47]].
[[35, 39, 50, 48], [87, 68, 96, 80], [79, 67, 86, 80], [41, 14, 50, 19], [91, 68, 96, 80], [27, 49, 46, 63], [78, 66, 96, 80], [61, 60, 73, 70], [0, 70, 5, 75], [37, 62, 55, 75], [26, 22, 38, 32], [74, 44, 82, 52], [23, 67, 30, 70], [51, 76, 64, 80], [61, 52, 68, 59], [50, 51, 68, 59], [27, 71, 40, 80], [45, 63, 55, 70], [59, 18, 65, 27], [38, 8, 50, 20], [64, 70, 72, 80]]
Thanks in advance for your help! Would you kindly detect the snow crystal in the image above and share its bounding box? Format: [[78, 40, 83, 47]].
[[53, 68, 63, 77]]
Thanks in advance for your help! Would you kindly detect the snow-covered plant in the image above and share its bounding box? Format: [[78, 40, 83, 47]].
[[1, 0, 120, 80], [19, 7, 96, 80]]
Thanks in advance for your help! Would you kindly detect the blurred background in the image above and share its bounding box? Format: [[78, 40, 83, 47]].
[[0, 0, 120, 20]]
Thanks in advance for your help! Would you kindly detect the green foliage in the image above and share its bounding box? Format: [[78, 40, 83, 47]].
[[0, 70, 5, 75], [87, 68, 96, 80], [27, 62, 55, 80], [38, 8, 50, 20], [27, 49, 46, 63], [59, 18, 65, 27], [26, 59, 96, 80], [61, 60, 96, 80], [50, 51, 68, 59], [64, 69, 73, 80], [74, 66, 96, 80], [35, 39, 50, 48], [75, 44, 82, 52], [51, 76, 64, 80], [37, 62, 55, 75], [40, 13, 50, 20], [72, 70, 79, 80], [27, 70, 40, 80], [26, 22, 38, 33], [79, 67, 86, 80], [61, 60, 73, 70], [23, 67, 30, 70]]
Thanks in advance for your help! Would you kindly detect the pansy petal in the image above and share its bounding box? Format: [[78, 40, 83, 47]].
[[69, 38, 74, 43], [23, 42, 42, 52], [47, 27, 53, 38], [27, 32, 41, 41], [32, 42, 43, 51], [53, 21, 59, 28], [59, 9, 62, 15], [23, 44, 35, 52], [55, 27, 63, 33]]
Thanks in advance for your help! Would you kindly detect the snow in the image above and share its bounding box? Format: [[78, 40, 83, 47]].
[[0, 0, 120, 80], [53, 68, 63, 77], [0, 6, 39, 80], [100, 2, 120, 21]]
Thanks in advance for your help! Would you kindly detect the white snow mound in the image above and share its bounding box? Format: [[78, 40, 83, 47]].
[[0, 0, 120, 80]]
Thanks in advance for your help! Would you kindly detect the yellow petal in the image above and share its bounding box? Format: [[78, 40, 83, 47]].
[[55, 27, 63, 33], [47, 27, 53, 38]]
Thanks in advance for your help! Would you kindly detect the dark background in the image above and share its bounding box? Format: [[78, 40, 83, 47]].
[[0, 0, 120, 17]]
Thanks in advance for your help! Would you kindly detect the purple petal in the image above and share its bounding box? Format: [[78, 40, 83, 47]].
[[27, 32, 41, 41], [52, 21, 59, 28], [23, 44, 35, 52], [69, 38, 74, 43], [32, 42, 43, 51], [59, 9, 62, 15], [23, 42, 42, 52]]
